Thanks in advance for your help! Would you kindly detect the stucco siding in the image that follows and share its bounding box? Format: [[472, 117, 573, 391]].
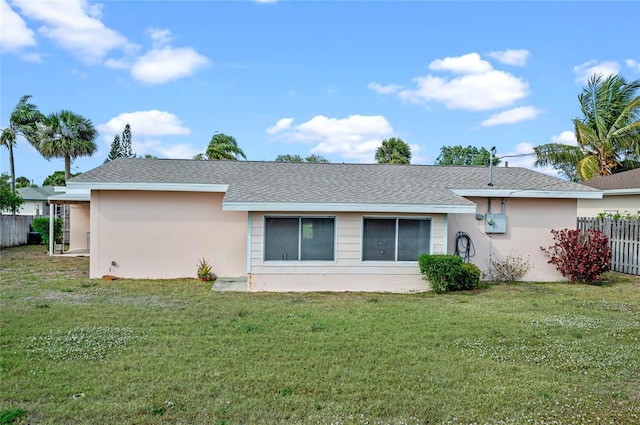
[[89, 191, 247, 279], [578, 195, 640, 217], [69, 204, 90, 251], [448, 197, 576, 282], [14, 201, 46, 216], [248, 211, 445, 292]]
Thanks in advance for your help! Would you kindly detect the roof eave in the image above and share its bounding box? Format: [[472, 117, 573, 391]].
[[222, 202, 476, 214], [67, 182, 229, 192], [451, 189, 603, 199], [602, 188, 640, 195]]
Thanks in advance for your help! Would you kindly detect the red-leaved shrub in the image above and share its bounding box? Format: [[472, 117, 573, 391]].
[[541, 228, 611, 283]]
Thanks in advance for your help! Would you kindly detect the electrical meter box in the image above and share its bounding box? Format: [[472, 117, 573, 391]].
[[485, 213, 507, 234]]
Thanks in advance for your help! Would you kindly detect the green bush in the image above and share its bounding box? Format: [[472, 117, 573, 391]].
[[460, 262, 482, 290], [419, 254, 461, 293], [31, 217, 63, 246], [418, 254, 482, 293]]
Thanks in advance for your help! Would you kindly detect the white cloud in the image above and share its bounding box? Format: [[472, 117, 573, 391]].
[[573, 60, 620, 83], [131, 45, 209, 85], [97, 110, 191, 140], [368, 82, 402, 94], [428, 53, 493, 74], [147, 28, 172, 47], [0, 0, 36, 52], [21, 52, 42, 63], [481, 106, 542, 127], [13, 0, 136, 64], [268, 114, 394, 162], [398, 71, 529, 111], [372, 52, 530, 111], [266, 118, 294, 134], [98, 111, 196, 159], [626, 59, 640, 73], [133, 139, 198, 159], [487, 49, 530, 67], [104, 58, 130, 70], [499, 142, 542, 170], [551, 130, 577, 146]]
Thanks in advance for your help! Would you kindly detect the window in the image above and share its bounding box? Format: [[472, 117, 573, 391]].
[[362, 217, 430, 261], [264, 217, 335, 261]]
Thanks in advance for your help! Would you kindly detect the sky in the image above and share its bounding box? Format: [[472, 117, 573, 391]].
[[1, 0, 639, 186]]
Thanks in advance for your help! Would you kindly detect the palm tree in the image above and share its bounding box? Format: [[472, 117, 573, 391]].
[[194, 133, 246, 160], [38, 110, 98, 182], [534, 74, 640, 180], [375, 137, 411, 164], [0, 95, 43, 193]]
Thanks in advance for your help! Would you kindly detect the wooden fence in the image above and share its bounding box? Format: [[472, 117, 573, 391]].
[[0, 215, 34, 248], [577, 217, 640, 276]]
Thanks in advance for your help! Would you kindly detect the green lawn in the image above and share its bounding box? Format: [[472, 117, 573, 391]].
[[1, 245, 639, 424]]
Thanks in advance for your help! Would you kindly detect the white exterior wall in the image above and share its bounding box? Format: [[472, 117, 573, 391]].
[[13, 200, 46, 216], [248, 211, 446, 292], [578, 194, 640, 217], [448, 197, 577, 282], [69, 204, 90, 251], [89, 191, 247, 279]]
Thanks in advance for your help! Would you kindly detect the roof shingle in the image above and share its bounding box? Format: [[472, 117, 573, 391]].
[[579, 168, 640, 190], [69, 158, 599, 207]]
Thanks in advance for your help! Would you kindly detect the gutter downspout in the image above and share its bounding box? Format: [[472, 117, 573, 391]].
[[246, 212, 252, 291]]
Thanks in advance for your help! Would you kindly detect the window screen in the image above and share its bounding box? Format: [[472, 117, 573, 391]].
[[265, 217, 335, 261], [363, 217, 430, 261]]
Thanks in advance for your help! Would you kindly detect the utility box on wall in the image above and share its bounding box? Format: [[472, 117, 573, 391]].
[[485, 213, 507, 234]]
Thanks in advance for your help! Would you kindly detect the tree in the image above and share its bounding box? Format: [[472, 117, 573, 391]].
[[15, 176, 31, 188], [194, 133, 246, 161], [105, 135, 122, 163], [435, 145, 500, 166], [275, 154, 330, 163], [38, 110, 98, 182], [375, 137, 411, 164], [534, 74, 640, 181], [104, 123, 135, 163], [42, 170, 79, 186], [0, 95, 44, 194], [0, 173, 24, 214], [121, 123, 134, 158]]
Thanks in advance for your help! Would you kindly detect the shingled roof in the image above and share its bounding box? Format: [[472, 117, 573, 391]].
[[17, 186, 56, 201], [579, 168, 640, 191], [68, 158, 601, 213]]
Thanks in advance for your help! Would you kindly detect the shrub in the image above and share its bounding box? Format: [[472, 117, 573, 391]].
[[419, 254, 481, 293], [460, 262, 482, 290], [541, 228, 611, 284], [31, 217, 63, 246], [485, 251, 533, 282]]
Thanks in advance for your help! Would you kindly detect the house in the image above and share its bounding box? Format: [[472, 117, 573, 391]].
[[65, 158, 602, 292], [47, 186, 91, 253], [577, 168, 640, 217], [10, 186, 57, 216]]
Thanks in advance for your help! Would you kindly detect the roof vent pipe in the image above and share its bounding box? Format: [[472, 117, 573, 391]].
[[488, 146, 496, 186]]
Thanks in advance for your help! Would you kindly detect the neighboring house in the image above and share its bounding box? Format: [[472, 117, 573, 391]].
[[65, 158, 602, 292], [48, 187, 91, 252], [11, 186, 57, 216], [577, 168, 640, 217]]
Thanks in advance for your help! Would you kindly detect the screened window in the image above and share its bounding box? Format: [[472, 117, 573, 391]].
[[362, 217, 430, 261], [264, 217, 335, 261]]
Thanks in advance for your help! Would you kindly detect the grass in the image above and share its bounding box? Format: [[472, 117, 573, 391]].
[[1, 244, 639, 424]]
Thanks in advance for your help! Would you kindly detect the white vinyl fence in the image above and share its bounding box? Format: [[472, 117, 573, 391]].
[[0, 215, 34, 248], [577, 217, 640, 276]]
